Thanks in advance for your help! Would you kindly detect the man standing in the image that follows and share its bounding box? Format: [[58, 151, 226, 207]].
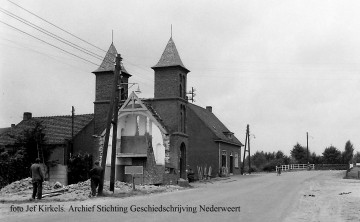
[[89, 161, 103, 196], [30, 158, 44, 200]]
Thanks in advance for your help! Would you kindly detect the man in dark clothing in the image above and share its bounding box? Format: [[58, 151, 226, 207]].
[[30, 158, 44, 199], [89, 161, 103, 196]]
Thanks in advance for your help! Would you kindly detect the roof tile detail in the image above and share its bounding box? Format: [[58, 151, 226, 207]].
[[92, 43, 130, 75], [188, 104, 242, 146], [152, 37, 188, 71], [0, 114, 94, 145]]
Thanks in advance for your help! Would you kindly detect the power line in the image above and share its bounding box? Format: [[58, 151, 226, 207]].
[[3, 1, 158, 84], [0, 20, 102, 67], [7, 0, 107, 53], [0, 7, 105, 61]]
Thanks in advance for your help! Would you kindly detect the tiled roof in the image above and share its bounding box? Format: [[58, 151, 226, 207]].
[[152, 37, 189, 72], [0, 127, 10, 135], [92, 43, 130, 75], [188, 104, 242, 146], [0, 114, 94, 146]]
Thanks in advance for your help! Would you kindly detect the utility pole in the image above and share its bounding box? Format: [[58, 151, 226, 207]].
[[306, 132, 309, 164], [98, 54, 122, 195], [110, 55, 121, 192], [71, 106, 75, 156], [248, 126, 251, 174], [242, 124, 249, 174], [187, 87, 196, 103]]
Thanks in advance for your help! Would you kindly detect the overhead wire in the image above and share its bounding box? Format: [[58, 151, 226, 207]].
[[2, 1, 153, 82], [7, 0, 107, 53], [0, 20, 104, 67], [0, 7, 105, 60], [5, 0, 154, 80]]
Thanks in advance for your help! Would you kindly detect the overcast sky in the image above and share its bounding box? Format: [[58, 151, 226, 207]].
[[1, 0, 360, 156]]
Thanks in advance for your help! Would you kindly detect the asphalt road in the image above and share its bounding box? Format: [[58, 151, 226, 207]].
[[1, 171, 324, 222]]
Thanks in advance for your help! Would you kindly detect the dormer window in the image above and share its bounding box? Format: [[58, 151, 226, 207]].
[[223, 131, 234, 139]]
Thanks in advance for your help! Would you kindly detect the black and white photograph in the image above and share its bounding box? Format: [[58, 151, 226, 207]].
[[1, 0, 360, 221]]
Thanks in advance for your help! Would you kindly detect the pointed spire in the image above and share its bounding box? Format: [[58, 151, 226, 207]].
[[92, 43, 130, 75], [152, 37, 189, 72]]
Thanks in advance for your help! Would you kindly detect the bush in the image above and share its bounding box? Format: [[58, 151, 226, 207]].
[[67, 153, 93, 185], [0, 149, 30, 189], [263, 159, 283, 172]]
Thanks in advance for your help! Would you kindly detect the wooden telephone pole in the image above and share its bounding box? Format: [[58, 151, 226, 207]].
[[306, 132, 309, 164], [98, 54, 122, 195], [242, 124, 251, 174]]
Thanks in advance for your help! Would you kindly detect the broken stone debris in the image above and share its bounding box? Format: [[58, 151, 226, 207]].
[[0, 177, 184, 200]]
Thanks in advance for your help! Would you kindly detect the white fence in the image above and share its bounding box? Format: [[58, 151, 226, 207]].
[[276, 164, 315, 171], [349, 163, 360, 169]]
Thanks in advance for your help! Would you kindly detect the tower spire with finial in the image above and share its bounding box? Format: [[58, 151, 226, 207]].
[[112, 30, 113, 43], [171, 24, 172, 38]]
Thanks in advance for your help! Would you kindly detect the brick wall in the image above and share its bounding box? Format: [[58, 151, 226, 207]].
[[73, 119, 96, 156], [187, 108, 220, 178], [218, 142, 242, 175], [154, 67, 188, 99], [148, 99, 188, 134], [95, 72, 113, 101]]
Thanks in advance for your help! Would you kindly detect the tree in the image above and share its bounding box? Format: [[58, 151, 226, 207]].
[[13, 121, 47, 163], [251, 151, 267, 169], [342, 140, 354, 164], [351, 151, 360, 164], [310, 152, 322, 164], [290, 143, 308, 164], [275, 150, 285, 160], [0, 121, 50, 188], [322, 146, 342, 164]]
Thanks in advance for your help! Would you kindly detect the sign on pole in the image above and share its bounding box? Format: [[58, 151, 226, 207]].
[[125, 166, 143, 190]]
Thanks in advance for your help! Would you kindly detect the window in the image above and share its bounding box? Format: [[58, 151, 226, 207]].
[[179, 84, 182, 98], [235, 152, 239, 168], [221, 150, 227, 167]]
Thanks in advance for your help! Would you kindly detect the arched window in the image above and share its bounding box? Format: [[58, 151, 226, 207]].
[[182, 75, 186, 98], [179, 84, 182, 98]]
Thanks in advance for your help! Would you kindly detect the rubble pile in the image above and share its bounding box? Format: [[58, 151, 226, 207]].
[[0, 178, 53, 194], [0, 178, 185, 202]]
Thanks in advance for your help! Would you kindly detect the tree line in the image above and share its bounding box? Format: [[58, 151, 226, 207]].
[[245, 140, 360, 172]]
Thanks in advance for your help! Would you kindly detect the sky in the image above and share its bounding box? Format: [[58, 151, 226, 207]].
[[1, 0, 360, 156]]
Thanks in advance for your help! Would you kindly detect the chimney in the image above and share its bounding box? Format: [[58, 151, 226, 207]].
[[23, 112, 32, 120], [206, 106, 212, 113], [11, 124, 15, 128]]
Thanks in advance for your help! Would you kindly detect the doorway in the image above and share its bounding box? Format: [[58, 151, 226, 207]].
[[229, 153, 234, 174], [180, 143, 186, 179]]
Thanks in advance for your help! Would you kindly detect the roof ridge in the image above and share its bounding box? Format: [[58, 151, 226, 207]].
[[32, 113, 94, 119]]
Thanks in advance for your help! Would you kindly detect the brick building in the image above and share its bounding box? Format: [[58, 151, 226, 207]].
[[95, 37, 243, 184], [0, 112, 95, 185]]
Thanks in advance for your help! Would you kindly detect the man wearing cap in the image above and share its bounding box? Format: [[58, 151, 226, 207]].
[[89, 161, 103, 196], [30, 158, 44, 200]]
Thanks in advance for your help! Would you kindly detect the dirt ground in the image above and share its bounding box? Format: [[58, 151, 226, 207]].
[[284, 171, 360, 222]]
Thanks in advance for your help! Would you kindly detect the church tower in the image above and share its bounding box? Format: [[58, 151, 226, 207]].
[[150, 37, 190, 180], [151, 37, 190, 133], [92, 43, 131, 135]]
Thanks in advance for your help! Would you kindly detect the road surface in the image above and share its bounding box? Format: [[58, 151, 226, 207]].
[[0, 171, 351, 222]]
